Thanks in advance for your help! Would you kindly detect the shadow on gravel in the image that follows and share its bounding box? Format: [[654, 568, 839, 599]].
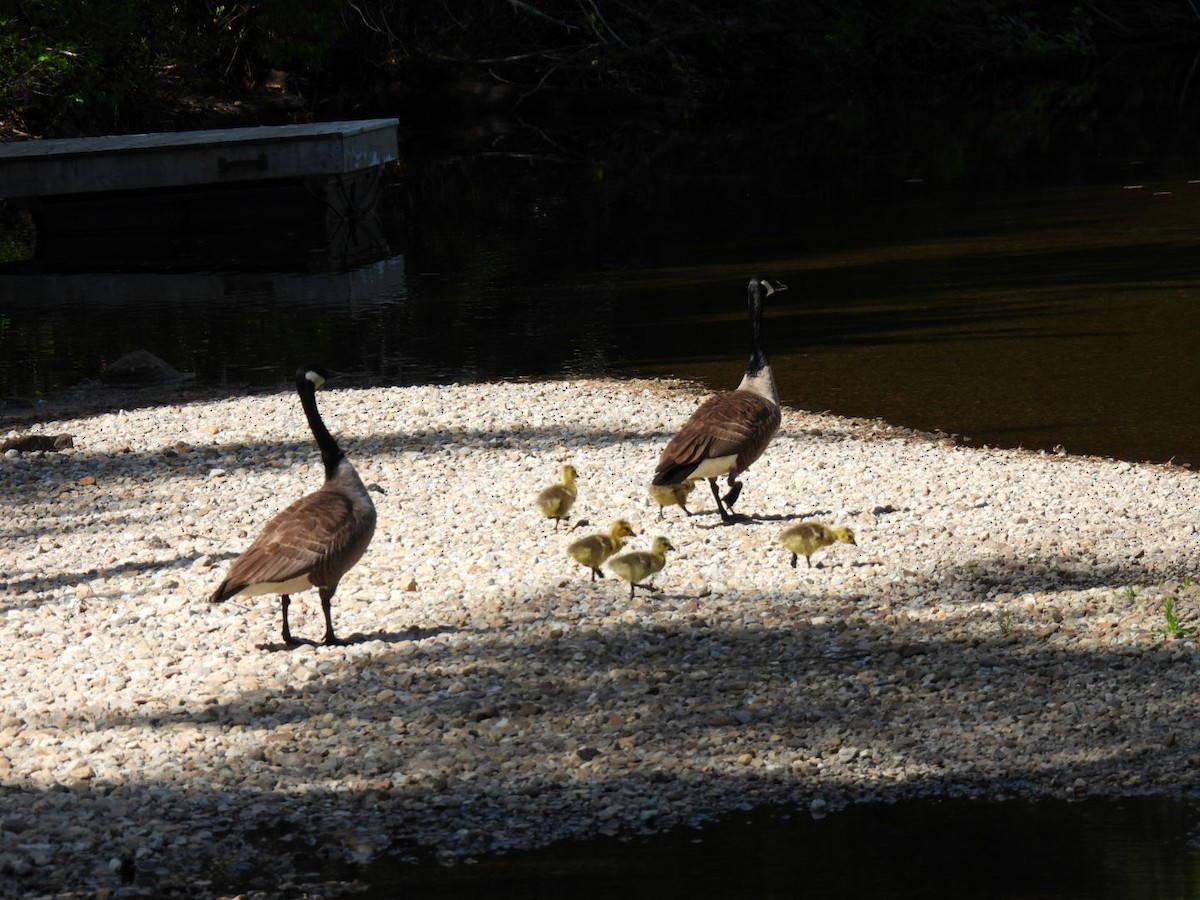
[[255, 625, 458, 652], [3, 601, 1200, 896]]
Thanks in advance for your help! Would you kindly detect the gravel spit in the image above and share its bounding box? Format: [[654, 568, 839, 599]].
[[2, 377, 1199, 897]]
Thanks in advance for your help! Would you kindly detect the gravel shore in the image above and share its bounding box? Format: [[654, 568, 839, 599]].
[[3, 376, 1200, 898]]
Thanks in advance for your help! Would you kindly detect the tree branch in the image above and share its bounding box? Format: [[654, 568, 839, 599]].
[[504, 0, 583, 34]]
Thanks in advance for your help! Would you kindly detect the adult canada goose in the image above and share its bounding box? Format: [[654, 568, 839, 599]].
[[209, 365, 377, 646], [651, 275, 787, 523], [647, 480, 696, 520], [608, 536, 676, 599], [567, 519, 638, 581], [779, 521, 856, 569], [536, 464, 578, 529]]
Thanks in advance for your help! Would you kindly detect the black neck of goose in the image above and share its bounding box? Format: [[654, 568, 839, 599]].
[[297, 374, 344, 479], [746, 281, 769, 375]]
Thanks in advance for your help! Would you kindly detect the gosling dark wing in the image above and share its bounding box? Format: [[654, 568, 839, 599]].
[[209, 490, 359, 601], [652, 390, 781, 484]]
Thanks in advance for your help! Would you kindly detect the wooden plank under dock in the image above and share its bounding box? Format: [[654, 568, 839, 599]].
[[0, 118, 400, 199]]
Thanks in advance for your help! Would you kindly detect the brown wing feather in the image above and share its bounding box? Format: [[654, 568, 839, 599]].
[[212, 489, 361, 599], [653, 390, 780, 483]]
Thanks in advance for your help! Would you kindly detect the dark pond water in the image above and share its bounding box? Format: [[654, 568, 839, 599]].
[[371, 796, 1200, 900], [219, 794, 1200, 899], [6, 143, 1200, 896]]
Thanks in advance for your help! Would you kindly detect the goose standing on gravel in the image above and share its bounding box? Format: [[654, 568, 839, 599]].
[[651, 275, 787, 523], [567, 519, 638, 581], [210, 365, 377, 646], [780, 521, 856, 569], [608, 536, 676, 599], [536, 464, 578, 529]]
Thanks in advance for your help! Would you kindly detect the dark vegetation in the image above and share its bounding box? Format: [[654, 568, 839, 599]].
[[4, 1, 1200, 186]]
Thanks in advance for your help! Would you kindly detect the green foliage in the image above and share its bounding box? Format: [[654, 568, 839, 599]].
[[1154, 596, 1197, 637], [994, 608, 1015, 635], [0, 17, 78, 132], [0, 208, 34, 265]]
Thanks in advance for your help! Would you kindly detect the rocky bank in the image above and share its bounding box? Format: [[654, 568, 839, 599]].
[[2, 377, 1199, 898]]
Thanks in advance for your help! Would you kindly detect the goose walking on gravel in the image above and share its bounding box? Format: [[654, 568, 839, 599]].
[[209, 365, 377, 646], [567, 519, 638, 581], [608, 536, 676, 599], [651, 275, 787, 523], [536, 464, 578, 529], [779, 521, 856, 569]]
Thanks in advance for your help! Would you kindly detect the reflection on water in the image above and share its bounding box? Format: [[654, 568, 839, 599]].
[[2, 160, 1199, 466]]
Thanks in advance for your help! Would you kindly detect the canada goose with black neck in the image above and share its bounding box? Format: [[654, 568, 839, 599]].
[[651, 275, 786, 523], [209, 365, 377, 646]]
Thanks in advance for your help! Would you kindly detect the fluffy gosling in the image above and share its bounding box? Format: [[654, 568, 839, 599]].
[[536, 464, 578, 529], [648, 480, 696, 520], [567, 519, 638, 581], [779, 521, 856, 569], [608, 536, 676, 599]]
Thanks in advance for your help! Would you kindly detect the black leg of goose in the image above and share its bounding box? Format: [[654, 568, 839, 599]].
[[722, 474, 743, 510], [707, 477, 721, 508], [281, 594, 296, 645], [708, 478, 734, 522], [320, 587, 340, 645], [790, 553, 799, 569]]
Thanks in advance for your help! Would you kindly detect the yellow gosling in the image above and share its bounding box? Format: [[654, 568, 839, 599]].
[[608, 536, 676, 599], [536, 464, 578, 529], [779, 521, 856, 569], [567, 519, 638, 581], [648, 480, 696, 520]]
